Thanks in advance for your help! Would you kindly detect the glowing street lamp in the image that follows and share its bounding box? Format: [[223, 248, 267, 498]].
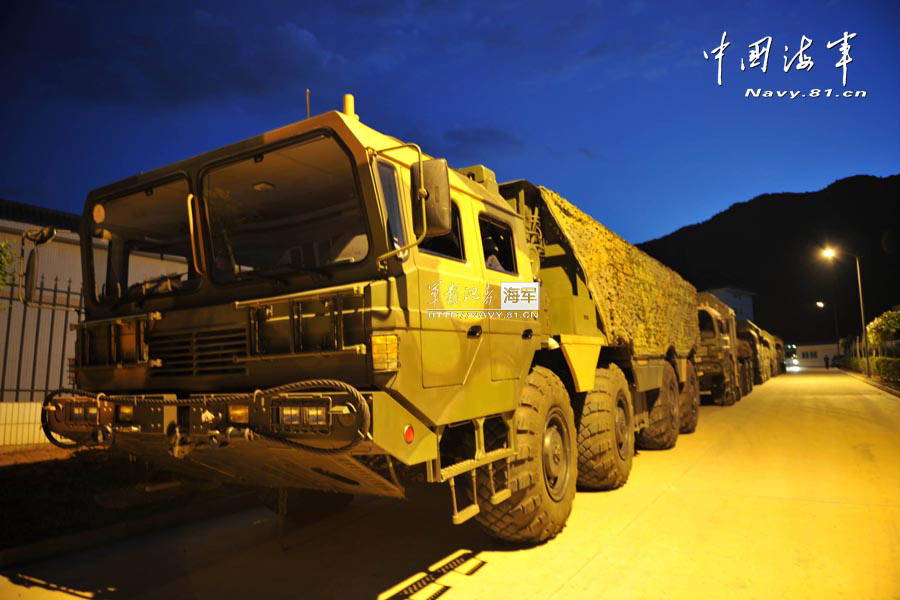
[[820, 246, 869, 376], [815, 301, 825, 308]]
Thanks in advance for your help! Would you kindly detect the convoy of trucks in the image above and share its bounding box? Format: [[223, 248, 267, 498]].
[[32, 97, 781, 543]]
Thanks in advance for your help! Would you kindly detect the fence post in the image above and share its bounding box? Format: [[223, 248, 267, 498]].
[[43, 277, 60, 399]]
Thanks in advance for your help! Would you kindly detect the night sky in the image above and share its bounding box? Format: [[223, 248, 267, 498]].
[[2, 0, 898, 243]]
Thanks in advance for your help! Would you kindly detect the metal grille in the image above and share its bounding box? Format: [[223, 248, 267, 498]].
[[149, 327, 247, 377], [1, 275, 83, 402]]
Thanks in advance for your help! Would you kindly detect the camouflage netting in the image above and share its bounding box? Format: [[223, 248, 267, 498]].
[[538, 187, 699, 358]]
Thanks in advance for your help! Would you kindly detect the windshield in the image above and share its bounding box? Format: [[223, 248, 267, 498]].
[[203, 134, 368, 283], [91, 178, 199, 303]]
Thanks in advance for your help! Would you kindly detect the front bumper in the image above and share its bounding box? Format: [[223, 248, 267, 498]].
[[42, 384, 437, 498]]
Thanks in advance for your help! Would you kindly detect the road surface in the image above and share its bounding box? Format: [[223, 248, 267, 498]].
[[2, 368, 899, 599]]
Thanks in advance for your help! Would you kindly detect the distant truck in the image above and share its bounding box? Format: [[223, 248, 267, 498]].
[[696, 292, 743, 405], [35, 96, 700, 544], [737, 320, 780, 385]]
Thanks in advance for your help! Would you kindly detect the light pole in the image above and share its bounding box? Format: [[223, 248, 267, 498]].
[[815, 301, 841, 356], [821, 247, 870, 376]]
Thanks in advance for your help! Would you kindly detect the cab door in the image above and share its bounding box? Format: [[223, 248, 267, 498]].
[[415, 197, 489, 388], [473, 203, 538, 381]]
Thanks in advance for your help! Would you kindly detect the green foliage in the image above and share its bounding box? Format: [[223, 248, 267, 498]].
[[847, 356, 900, 382], [873, 357, 900, 381], [0, 241, 14, 289], [866, 305, 900, 348]]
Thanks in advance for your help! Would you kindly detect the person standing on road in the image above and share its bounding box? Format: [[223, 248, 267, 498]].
[[824, 355, 830, 369]]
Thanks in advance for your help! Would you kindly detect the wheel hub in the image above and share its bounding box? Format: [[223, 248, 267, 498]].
[[542, 410, 570, 501], [615, 397, 629, 460]]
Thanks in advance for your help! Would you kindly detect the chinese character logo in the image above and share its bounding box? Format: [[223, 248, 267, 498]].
[[500, 282, 540, 311]]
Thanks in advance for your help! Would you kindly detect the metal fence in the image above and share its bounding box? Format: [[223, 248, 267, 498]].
[[0, 276, 83, 403]]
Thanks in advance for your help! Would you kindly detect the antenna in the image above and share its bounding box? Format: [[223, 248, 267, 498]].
[[306, 89, 310, 119]]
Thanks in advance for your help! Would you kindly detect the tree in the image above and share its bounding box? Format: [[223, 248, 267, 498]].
[[867, 306, 900, 357], [0, 241, 13, 290]]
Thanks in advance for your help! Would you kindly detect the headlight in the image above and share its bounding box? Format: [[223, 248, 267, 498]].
[[228, 405, 249, 424], [371, 334, 399, 371], [117, 405, 134, 422]]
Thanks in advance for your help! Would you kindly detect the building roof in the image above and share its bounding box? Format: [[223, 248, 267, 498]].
[[706, 286, 757, 297], [0, 197, 80, 232]]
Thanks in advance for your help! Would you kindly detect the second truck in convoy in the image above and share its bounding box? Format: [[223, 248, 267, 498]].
[[696, 291, 744, 405], [36, 96, 723, 543]]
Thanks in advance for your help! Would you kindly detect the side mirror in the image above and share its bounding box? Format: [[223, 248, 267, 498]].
[[411, 158, 452, 238], [23, 248, 38, 304]]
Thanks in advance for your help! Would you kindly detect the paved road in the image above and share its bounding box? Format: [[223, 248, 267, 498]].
[[3, 369, 899, 600]]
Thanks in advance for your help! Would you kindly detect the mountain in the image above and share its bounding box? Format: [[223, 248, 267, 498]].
[[637, 175, 900, 345]]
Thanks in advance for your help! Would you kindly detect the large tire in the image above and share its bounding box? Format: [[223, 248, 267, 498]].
[[679, 362, 700, 433], [636, 362, 680, 450], [475, 366, 576, 543], [576, 364, 634, 490], [732, 363, 743, 402], [741, 362, 753, 396]]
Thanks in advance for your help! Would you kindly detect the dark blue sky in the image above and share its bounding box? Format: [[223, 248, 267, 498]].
[[2, 0, 898, 243]]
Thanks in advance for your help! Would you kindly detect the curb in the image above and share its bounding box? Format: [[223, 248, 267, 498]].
[[0, 490, 258, 569], [841, 369, 900, 398]]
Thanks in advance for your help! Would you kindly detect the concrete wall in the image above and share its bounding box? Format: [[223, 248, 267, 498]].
[[0, 402, 44, 446]]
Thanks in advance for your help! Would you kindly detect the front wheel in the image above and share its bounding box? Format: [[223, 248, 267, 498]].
[[475, 366, 576, 543]]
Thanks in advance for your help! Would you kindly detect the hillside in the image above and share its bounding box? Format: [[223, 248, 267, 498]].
[[637, 175, 900, 345]]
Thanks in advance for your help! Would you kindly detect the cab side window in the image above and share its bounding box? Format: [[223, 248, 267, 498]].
[[479, 216, 517, 274], [376, 162, 405, 249], [420, 203, 465, 261]]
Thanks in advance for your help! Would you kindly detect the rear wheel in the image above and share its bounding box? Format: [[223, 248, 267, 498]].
[[679, 362, 700, 433], [475, 366, 576, 543], [636, 362, 680, 450], [576, 364, 634, 490]]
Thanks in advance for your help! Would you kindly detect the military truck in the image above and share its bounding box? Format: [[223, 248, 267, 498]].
[[35, 96, 699, 543], [737, 339, 755, 396], [760, 329, 781, 379], [695, 292, 742, 405], [773, 336, 786, 374], [737, 320, 780, 385]]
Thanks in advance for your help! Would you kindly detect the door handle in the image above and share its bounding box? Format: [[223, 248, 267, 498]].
[[467, 325, 483, 338]]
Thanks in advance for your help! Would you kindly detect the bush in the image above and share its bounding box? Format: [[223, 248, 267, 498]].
[[847, 356, 900, 381], [873, 357, 900, 382], [848, 357, 866, 373]]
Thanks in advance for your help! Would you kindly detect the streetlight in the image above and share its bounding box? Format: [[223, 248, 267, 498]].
[[815, 301, 825, 308], [821, 246, 869, 376]]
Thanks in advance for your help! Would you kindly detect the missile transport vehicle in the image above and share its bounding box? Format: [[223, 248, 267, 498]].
[[35, 96, 700, 543], [696, 292, 742, 405], [737, 320, 780, 385]]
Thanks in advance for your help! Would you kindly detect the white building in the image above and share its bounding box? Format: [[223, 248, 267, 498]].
[[707, 287, 755, 321], [794, 343, 841, 368]]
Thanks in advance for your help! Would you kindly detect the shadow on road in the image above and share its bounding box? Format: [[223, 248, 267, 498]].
[[2, 484, 527, 600]]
